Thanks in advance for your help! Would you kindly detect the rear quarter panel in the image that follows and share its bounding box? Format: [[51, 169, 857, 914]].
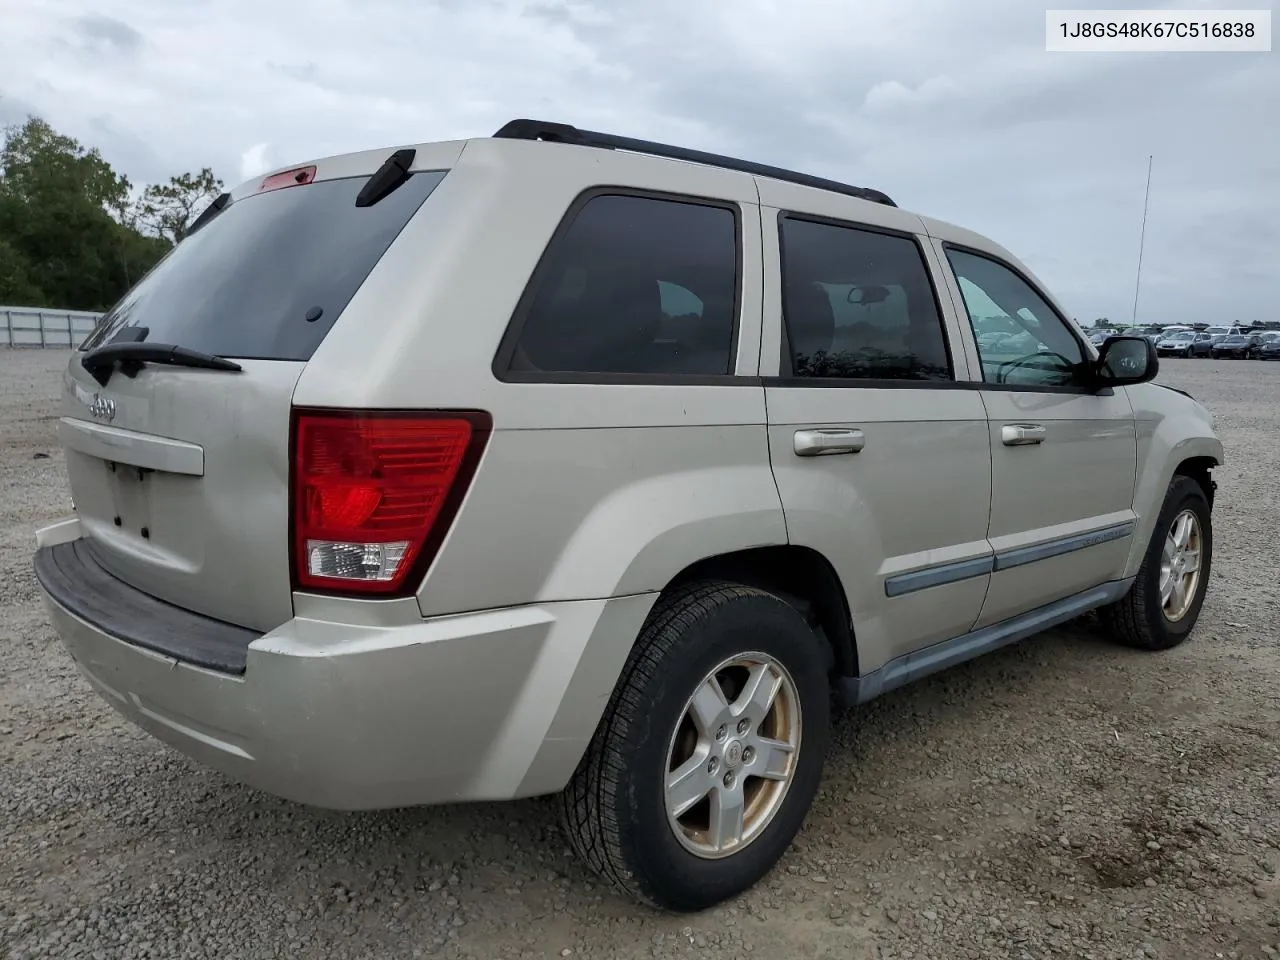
[[418, 421, 788, 613], [291, 139, 788, 615]]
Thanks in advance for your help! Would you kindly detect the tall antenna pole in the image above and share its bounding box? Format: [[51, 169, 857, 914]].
[[1132, 154, 1153, 324]]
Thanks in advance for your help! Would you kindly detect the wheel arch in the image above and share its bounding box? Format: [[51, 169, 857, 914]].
[[664, 544, 858, 680], [1124, 427, 1223, 580], [514, 545, 858, 800], [1174, 454, 1218, 509]]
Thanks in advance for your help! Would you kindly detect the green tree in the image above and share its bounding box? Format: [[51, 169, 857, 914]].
[[136, 168, 223, 245], [0, 115, 169, 310], [0, 116, 133, 213], [0, 234, 45, 304]]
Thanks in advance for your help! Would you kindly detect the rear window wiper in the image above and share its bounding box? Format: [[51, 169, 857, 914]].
[[81, 342, 243, 387], [187, 192, 230, 237], [355, 148, 416, 207]]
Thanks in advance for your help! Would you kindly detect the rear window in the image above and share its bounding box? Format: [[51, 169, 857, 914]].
[[80, 171, 447, 361]]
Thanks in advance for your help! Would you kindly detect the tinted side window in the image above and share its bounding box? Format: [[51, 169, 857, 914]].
[[779, 217, 952, 381], [945, 248, 1085, 387], [508, 195, 739, 376]]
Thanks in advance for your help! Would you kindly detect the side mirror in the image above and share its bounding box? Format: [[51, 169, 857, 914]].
[[1094, 335, 1158, 387]]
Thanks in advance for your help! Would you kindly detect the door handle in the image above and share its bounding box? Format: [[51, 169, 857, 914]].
[[1001, 423, 1047, 446], [794, 428, 865, 457]]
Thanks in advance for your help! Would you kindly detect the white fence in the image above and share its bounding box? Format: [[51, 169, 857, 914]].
[[2, 306, 104, 348]]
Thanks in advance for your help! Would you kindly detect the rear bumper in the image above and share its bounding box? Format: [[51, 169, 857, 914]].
[[35, 538, 259, 674], [34, 519, 657, 810]]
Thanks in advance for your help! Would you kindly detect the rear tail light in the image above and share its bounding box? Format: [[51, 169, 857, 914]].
[[290, 409, 491, 596]]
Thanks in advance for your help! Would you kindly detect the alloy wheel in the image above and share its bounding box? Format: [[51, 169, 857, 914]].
[[663, 652, 802, 859]]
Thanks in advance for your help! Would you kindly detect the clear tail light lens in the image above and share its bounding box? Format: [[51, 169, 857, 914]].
[[290, 409, 491, 596]]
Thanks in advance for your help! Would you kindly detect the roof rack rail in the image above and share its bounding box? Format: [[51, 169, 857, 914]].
[[491, 119, 897, 208]]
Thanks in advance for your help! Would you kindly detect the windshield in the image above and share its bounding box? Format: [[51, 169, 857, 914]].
[[80, 171, 447, 361]]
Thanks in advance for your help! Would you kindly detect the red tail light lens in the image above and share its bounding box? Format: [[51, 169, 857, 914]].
[[290, 409, 491, 596]]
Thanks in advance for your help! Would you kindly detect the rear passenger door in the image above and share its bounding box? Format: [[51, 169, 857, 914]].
[[933, 242, 1138, 629], [758, 187, 993, 677]]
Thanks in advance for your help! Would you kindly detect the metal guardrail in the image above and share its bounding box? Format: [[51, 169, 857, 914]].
[[2, 306, 103, 348]]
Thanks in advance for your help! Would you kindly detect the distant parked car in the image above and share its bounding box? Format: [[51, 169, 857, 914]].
[[1204, 325, 1245, 339], [1156, 331, 1198, 357], [1258, 337, 1280, 360], [1211, 333, 1263, 359], [1187, 333, 1218, 358], [999, 331, 1040, 355], [1087, 329, 1112, 347]]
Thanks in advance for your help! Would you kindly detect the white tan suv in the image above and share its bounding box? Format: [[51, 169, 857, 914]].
[[33, 119, 1223, 912]]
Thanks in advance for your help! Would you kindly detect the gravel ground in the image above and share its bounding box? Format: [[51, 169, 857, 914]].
[[1, 348, 1278, 960]]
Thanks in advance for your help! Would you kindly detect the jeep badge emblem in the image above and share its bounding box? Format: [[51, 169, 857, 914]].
[[87, 392, 116, 422]]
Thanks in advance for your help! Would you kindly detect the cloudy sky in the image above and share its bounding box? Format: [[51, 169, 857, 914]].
[[1, 0, 1276, 326]]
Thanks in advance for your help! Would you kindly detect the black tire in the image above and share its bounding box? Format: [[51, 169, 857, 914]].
[[558, 580, 831, 912], [1098, 475, 1212, 651]]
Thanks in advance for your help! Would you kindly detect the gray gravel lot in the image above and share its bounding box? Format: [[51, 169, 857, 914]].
[[1, 348, 1278, 960]]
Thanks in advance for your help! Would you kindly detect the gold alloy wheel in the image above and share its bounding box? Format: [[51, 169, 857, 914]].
[[1161, 508, 1203, 622], [663, 652, 802, 859]]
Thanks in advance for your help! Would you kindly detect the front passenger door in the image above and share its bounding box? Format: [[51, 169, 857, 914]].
[[762, 209, 994, 677], [938, 245, 1138, 629]]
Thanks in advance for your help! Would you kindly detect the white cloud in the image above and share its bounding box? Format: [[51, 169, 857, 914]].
[[863, 76, 960, 110], [238, 143, 271, 182]]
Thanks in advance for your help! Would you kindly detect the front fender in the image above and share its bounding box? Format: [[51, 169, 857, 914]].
[[1124, 389, 1223, 578]]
